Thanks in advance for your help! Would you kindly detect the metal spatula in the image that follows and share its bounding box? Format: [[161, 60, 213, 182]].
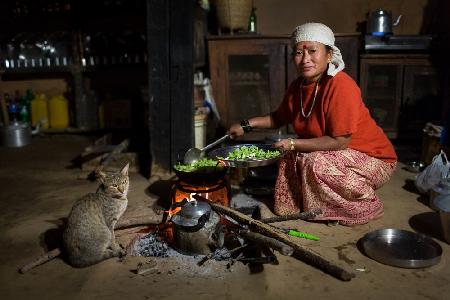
[[183, 134, 230, 165]]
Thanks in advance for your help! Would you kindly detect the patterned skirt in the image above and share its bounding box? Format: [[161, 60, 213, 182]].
[[273, 149, 397, 225]]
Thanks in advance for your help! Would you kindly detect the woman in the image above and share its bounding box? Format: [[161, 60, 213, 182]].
[[228, 23, 397, 225]]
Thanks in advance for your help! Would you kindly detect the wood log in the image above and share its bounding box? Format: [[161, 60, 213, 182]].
[[260, 208, 323, 224], [115, 215, 162, 229], [239, 230, 294, 256], [81, 145, 117, 157], [18, 248, 61, 274], [194, 196, 355, 281], [95, 138, 130, 173]]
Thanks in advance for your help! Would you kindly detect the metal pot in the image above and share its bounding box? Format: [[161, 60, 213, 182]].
[[367, 9, 402, 36], [171, 199, 223, 255], [0, 121, 40, 147]]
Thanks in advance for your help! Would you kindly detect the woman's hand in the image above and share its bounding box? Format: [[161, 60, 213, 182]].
[[228, 122, 245, 138], [273, 138, 294, 151], [273, 135, 351, 153]]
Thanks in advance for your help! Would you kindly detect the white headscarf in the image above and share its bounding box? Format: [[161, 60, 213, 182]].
[[291, 23, 345, 76]]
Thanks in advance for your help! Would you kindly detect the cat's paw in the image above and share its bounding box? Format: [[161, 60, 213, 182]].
[[113, 243, 127, 257], [118, 248, 127, 258]]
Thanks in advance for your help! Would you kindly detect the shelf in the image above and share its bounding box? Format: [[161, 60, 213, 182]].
[[0, 57, 148, 76], [1, 66, 75, 75], [41, 127, 99, 134]]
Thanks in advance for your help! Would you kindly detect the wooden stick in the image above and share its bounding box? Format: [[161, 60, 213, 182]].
[[18, 248, 61, 274], [115, 215, 162, 229], [95, 139, 130, 173], [240, 230, 294, 256], [81, 145, 117, 157], [194, 196, 354, 281], [260, 208, 322, 224]]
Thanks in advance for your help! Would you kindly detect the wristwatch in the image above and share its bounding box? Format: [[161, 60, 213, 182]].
[[289, 138, 295, 151]]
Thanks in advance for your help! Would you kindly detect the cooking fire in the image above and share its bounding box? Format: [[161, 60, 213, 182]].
[[124, 186, 335, 279]]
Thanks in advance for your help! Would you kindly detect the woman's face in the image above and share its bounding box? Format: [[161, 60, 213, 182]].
[[293, 41, 331, 84]]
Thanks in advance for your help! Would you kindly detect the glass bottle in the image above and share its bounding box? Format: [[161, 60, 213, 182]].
[[248, 7, 257, 33]]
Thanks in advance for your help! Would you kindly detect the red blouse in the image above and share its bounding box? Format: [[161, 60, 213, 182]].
[[274, 71, 397, 163]]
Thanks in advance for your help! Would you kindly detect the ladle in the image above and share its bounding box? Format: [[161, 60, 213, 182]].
[[183, 134, 230, 165]]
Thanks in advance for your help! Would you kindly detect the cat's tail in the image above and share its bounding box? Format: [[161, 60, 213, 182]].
[[18, 248, 61, 274]]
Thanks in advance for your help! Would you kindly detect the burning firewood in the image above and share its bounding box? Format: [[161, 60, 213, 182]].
[[193, 195, 355, 281]]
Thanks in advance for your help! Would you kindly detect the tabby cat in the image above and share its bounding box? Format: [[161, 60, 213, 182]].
[[63, 163, 129, 267]]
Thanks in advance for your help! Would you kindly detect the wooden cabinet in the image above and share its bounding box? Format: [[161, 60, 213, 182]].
[[208, 37, 288, 132], [207, 34, 361, 138], [360, 54, 441, 139]]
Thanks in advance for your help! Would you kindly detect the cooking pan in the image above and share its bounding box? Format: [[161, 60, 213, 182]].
[[173, 164, 228, 185], [208, 144, 281, 168]]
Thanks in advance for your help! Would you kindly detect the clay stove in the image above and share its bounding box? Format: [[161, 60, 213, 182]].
[[169, 178, 230, 214]]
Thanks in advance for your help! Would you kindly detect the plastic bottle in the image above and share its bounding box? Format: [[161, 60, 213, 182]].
[[5, 93, 19, 123], [19, 89, 33, 123], [248, 7, 257, 33], [31, 93, 49, 129], [48, 95, 69, 129]]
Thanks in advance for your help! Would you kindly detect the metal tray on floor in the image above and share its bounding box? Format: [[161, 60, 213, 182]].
[[208, 144, 281, 168], [360, 228, 442, 268]]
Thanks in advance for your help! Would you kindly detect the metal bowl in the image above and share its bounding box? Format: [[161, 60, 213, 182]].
[[360, 228, 442, 268], [208, 144, 281, 168]]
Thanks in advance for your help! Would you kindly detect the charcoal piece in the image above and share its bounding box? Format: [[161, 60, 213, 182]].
[[136, 233, 170, 257]]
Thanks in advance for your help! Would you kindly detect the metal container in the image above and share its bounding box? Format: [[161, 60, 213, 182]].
[[208, 144, 281, 168], [360, 228, 442, 268], [367, 9, 402, 36], [0, 122, 39, 147], [171, 200, 212, 228], [171, 200, 223, 255]]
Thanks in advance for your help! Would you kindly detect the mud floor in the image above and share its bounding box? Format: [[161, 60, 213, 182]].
[[1, 135, 450, 300]]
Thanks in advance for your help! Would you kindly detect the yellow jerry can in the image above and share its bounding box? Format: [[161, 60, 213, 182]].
[[48, 95, 69, 129], [31, 94, 49, 129]]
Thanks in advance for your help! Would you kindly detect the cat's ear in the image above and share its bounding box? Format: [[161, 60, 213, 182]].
[[121, 163, 129, 176]]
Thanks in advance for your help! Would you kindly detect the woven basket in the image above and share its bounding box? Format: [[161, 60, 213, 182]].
[[215, 0, 252, 31]]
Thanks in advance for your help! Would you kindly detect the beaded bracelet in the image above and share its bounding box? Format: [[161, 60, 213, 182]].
[[240, 119, 253, 133]]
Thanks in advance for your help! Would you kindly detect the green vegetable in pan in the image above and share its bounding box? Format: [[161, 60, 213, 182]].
[[174, 158, 223, 172], [222, 145, 280, 161]]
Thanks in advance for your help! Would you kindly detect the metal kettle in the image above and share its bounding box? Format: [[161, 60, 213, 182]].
[[367, 9, 402, 36]]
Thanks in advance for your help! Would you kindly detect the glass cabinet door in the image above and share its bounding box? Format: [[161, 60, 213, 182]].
[[227, 54, 270, 124], [208, 39, 287, 130], [400, 65, 440, 137], [361, 61, 402, 137]]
